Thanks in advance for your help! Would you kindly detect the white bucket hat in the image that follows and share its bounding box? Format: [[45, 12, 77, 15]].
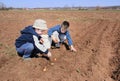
[[33, 19, 48, 30]]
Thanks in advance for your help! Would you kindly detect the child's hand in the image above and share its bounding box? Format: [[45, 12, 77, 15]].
[[70, 45, 77, 52], [53, 38, 59, 43], [47, 51, 52, 57], [51, 35, 59, 43], [39, 38, 44, 44]]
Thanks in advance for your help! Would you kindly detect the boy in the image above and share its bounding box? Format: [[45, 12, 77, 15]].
[[15, 19, 52, 60], [48, 21, 77, 52]]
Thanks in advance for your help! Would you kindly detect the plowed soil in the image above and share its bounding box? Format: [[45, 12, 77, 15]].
[[0, 10, 120, 81]]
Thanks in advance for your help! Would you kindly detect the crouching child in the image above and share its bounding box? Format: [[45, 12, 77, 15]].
[[15, 19, 52, 60], [48, 21, 77, 52]]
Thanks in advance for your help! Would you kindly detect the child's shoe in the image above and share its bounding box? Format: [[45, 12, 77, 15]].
[[23, 57, 31, 60], [55, 43, 60, 48], [23, 56, 31, 60]]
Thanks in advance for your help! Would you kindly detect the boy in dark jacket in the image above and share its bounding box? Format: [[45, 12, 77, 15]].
[[48, 21, 77, 52], [15, 19, 52, 60]]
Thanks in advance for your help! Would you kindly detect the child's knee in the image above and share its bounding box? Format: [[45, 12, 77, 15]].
[[59, 34, 66, 42], [52, 31, 59, 38], [52, 31, 59, 36], [27, 43, 34, 51]]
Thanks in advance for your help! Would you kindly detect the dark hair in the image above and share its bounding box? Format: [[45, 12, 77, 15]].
[[61, 21, 70, 29]]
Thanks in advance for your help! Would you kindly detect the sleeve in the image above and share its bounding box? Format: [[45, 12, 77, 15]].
[[66, 31, 73, 46], [33, 35, 48, 54], [48, 25, 60, 37]]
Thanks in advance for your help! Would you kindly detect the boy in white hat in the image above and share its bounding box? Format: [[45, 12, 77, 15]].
[[15, 19, 52, 60]]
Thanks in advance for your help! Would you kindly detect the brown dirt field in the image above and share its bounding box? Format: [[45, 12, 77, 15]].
[[0, 10, 120, 81]]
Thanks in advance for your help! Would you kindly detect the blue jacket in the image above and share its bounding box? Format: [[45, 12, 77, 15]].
[[48, 25, 73, 46], [15, 26, 48, 54]]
